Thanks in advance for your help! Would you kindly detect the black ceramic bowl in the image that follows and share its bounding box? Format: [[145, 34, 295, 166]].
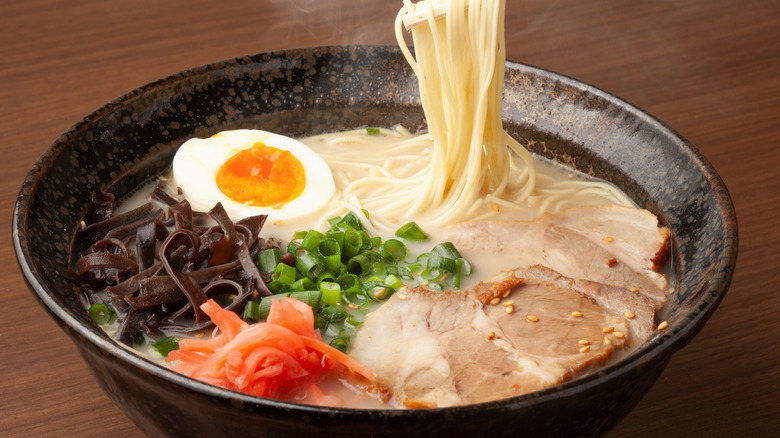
[[13, 45, 737, 437]]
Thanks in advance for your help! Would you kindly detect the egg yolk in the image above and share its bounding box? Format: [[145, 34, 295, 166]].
[[216, 143, 305, 207]]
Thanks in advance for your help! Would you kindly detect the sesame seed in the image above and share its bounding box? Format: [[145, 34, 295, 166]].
[[502, 300, 514, 307], [274, 220, 284, 226], [396, 293, 407, 301], [668, 288, 676, 294], [624, 311, 635, 319], [603, 336, 611, 345], [419, 281, 429, 287], [505, 305, 515, 314], [487, 332, 496, 340], [490, 297, 500, 305], [657, 321, 668, 330], [348, 303, 359, 310], [613, 331, 625, 339], [603, 236, 614, 242], [493, 204, 500, 212], [629, 287, 638, 292], [603, 327, 614, 334], [526, 314, 538, 322], [578, 339, 589, 345], [373, 288, 387, 299], [502, 289, 511, 298], [571, 311, 583, 318], [579, 346, 591, 353]]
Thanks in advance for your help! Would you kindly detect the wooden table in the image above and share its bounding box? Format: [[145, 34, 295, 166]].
[[2, 0, 778, 436]]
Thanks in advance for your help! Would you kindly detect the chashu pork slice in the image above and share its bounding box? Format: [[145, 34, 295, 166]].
[[349, 265, 655, 408], [444, 204, 671, 309]]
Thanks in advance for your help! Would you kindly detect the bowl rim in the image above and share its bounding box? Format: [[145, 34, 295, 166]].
[[13, 44, 738, 417]]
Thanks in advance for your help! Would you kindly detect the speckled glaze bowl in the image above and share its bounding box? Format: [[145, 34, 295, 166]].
[[13, 45, 737, 437]]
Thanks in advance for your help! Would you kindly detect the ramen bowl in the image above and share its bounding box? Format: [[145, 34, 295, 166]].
[[13, 45, 737, 437]]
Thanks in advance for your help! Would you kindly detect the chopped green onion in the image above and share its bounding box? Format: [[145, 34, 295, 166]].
[[364, 280, 394, 301], [151, 336, 179, 357], [371, 261, 386, 277], [320, 281, 342, 305], [337, 273, 360, 293], [342, 228, 362, 259], [291, 277, 315, 292], [395, 222, 428, 241], [359, 230, 373, 250], [301, 230, 325, 253], [427, 282, 444, 292], [330, 337, 350, 352], [433, 242, 462, 259], [421, 267, 444, 281], [339, 212, 362, 230], [316, 272, 337, 286], [296, 253, 325, 280], [426, 253, 459, 273], [321, 305, 347, 322], [343, 288, 368, 306], [325, 230, 345, 251], [244, 301, 262, 322], [453, 258, 463, 290], [380, 239, 407, 262], [273, 262, 298, 285], [88, 303, 115, 325], [287, 240, 301, 255], [347, 253, 371, 276], [318, 239, 342, 272], [366, 127, 381, 135], [267, 280, 291, 294], [459, 258, 473, 276], [314, 313, 329, 329], [257, 248, 281, 273], [384, 274, 404, 290]]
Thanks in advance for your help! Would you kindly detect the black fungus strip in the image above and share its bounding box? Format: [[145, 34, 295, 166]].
[[160, 230, 209, 322], [93, 238, 131, 258], [105, 263, 163, 298], [117, 309, 151, 346], [170, 200, 193, 232], [104, 210, 163, 242], [135, 221, 159, 271], [77, 252, 139, 278], [237, 214, 268, 243], [79, 202, 157, 245], [125, 276, 183, 310], [150, 179, 180, 206], [90, 190, 115, 223], [208, 202, 239, 244], [237, 242, 272, 297]]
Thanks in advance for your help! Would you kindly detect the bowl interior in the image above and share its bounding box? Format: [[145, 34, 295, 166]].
[[14, 45, 737, 435]]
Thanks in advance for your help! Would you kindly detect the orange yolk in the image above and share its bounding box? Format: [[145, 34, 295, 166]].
[[216, 142, 305, 207]]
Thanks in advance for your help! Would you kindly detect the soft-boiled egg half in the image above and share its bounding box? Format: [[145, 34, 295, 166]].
[[172, 129, 335, 221]]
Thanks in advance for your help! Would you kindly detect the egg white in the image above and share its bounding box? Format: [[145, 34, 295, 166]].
[[171, 129, 336, 222]]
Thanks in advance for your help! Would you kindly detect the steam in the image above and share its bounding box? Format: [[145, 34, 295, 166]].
[[266, 0, 395, 46]]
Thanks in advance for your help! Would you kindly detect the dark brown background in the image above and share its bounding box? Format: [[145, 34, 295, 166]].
[[2, 0, 778, 436]]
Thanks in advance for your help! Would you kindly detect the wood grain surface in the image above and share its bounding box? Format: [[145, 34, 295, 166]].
[[2, 0, 778, 436]]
